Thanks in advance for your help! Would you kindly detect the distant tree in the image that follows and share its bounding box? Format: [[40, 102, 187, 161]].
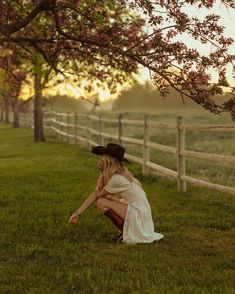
[[0, 0, 235, 121], [113, 82, 233, 112], [0, 46, 27, 126], [43, 95, 88, 112]]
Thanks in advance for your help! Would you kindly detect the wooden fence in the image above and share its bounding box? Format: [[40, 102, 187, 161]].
[[19, 111, 235, 196]]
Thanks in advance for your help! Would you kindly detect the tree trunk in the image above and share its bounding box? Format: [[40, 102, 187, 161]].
[[4, 97, 9, 123], [0, 104, 4, 122], [12, 100, 19, 128], [34, 65, 45, 142]]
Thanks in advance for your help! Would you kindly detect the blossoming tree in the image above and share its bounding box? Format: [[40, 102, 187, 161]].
[[0, 0, 235, 140]]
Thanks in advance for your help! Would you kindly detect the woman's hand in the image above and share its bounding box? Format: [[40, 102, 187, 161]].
[[69, 211, 80, 224]]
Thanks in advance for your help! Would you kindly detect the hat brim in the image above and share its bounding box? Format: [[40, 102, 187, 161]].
[[91, 146, 106, 156], [91, 146, 130, 164]]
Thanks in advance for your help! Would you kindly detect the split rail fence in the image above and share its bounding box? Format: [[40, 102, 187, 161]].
[[19, 111, 235, 196]]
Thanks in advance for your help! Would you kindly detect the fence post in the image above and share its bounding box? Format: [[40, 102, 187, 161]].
[[74, 112, 78, 145], [99, 114, 104, 145], [53, 112, 55, 135], [67, 112, 70, 143], [46, 111, 49, 130], [143, 114, 150, 175], [177, 116, 186, 192], [44, 111, 47, 129], [57, 113, 60, 140], [54, 112, 56, 137], [25, 113, 28, 127], [30, 112, 34, 129], [55, 112, 59, 139], [118, 113, 123, 145], [86, 113, 90, 149], [60, 113, 63, 141], [27, 113, 30, 127]]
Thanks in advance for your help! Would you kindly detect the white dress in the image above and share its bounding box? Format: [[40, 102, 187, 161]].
[[105, 173, 164, 244]]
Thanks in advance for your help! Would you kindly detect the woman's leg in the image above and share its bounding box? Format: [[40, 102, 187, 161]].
[[96, 198, 128, 238], [96, 197, 128, 219]]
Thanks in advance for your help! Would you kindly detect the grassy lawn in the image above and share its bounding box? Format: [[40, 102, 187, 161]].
[[0, 122, 234, 294]]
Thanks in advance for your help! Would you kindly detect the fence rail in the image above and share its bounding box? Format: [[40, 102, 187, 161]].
[[20, 111, 235, 196]]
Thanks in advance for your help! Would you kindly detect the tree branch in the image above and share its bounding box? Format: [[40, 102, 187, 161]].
[[0, 0, 56, 35]]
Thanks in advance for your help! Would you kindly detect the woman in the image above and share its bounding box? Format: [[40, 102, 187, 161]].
[[69, 143, 164, 244]]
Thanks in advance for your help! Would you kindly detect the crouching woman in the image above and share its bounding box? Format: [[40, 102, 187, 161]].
[[69, 143, 164, 244]]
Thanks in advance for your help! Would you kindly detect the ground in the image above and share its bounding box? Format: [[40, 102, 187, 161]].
[[0, 123, 234, 294]]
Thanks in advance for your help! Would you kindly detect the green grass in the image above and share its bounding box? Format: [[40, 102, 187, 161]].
[[0, 122, 235, 294]]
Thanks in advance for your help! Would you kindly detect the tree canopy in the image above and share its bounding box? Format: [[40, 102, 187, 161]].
[[0, 0, 235, 120]]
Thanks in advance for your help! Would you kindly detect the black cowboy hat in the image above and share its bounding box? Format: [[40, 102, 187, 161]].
[[91, 143, 130, 163]]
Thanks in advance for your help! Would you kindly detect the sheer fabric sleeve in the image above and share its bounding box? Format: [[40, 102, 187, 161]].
[[105, 174, 132, 194]]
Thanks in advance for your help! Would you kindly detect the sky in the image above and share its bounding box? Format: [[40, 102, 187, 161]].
[[141, 2, 235, 87], [21, 2, 235, 102]]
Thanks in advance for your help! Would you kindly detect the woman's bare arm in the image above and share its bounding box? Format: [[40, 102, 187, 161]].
[[69, 191, 98, 223], [69, 186, 112, 223], [95, 187, 110, 198]]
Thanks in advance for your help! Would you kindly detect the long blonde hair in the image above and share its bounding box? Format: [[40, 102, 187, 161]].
[[95, 154, 142, 193]]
